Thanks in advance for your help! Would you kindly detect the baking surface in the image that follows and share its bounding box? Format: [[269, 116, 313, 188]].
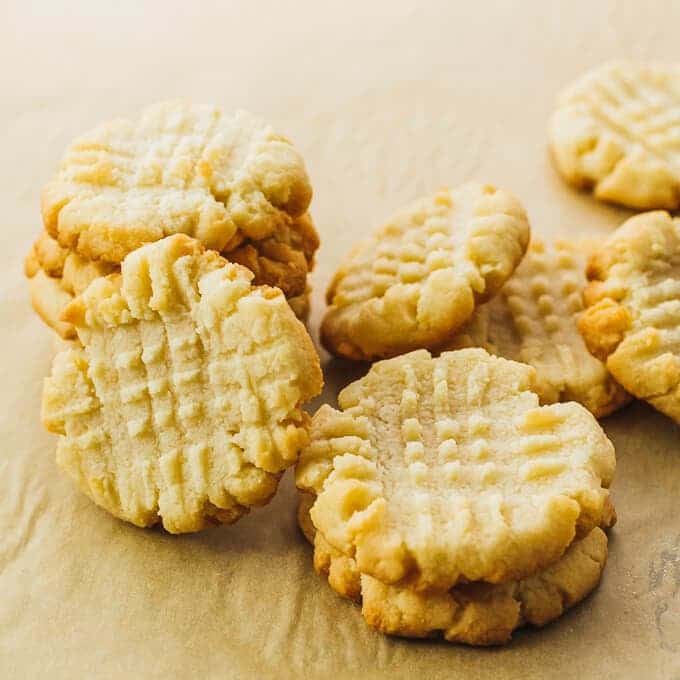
[[1, 2, 679, 678]]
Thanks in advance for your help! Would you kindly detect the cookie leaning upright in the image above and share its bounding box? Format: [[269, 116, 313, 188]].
[[321, 183, 530, 360], [42, 100, 312, 263], [41, 234, 322, 533], [579, 211, 680, 423], [549, 61, 680, 210], [296, 348, 615, 590]]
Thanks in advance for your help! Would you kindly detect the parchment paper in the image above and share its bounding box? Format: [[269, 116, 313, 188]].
[[1, 2, 679, 678]]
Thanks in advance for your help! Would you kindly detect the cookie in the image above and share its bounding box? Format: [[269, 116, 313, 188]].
[[225, 212, 319, 298], [42, 100, 312, 263], [25, 234, 120, 339], [26, 219, 317, 337], [446, 239, 630, 417], [41, 234, 323, 533], [300, 498, 608, 646], [29, 228, 69, 277], [320, 183, 530, 360], [549, 61, 680, 210], [287, 286, 312, 323], [298, 497, 610, 646], [296, 348, 615, 589], [26, 230, 119, 295], [579, 211, 680, 423], [26, 268, 78, 340]]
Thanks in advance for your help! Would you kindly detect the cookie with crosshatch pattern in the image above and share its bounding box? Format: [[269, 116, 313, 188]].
[[320, 183, 530, 360], [41, 234, 322, 533], [549, 61, 680, 210], [446, 238, 629, 417], [296, 348, 615, 589], [579, 211, 680, 424], [297, 495, 611, 646], [42, 100, 312, 264]]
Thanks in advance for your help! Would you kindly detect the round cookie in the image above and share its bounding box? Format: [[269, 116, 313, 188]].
[[320, 183, 530, 360], [549, 61, 680, 210], [579, 211, 680, 424], [298, 497, 609, 646], [42, 100, 312, 263], [446, 239, 630, 417], [42, 234, 323, 533], [296, 348, 615, 589]]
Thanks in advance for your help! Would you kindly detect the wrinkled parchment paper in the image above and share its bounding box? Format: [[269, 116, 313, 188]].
[[1, 2, 679, 678]]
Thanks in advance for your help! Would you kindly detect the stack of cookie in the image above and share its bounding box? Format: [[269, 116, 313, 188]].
[[296, 349, 616, 645], [25, 100, 319, 339], [31, 101, 325, 532], [296, 181, 621, 644]]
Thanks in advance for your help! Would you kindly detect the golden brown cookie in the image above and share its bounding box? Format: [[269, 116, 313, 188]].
[[42, 234, 323, 533], [298, 497, 610, 646], [296, 348, 615, 590], [446, 239, 629, 417], [287, 286, 312, 323], [42, 100, 312, 263], [30, 228, 69, 277], [579, 211, 680, 423], [320, 183, 530, 360], [25, 233, 120, 339], [26, 269, 77, 340], [549, 61, 680, 210], [224, 212, 319, 298]]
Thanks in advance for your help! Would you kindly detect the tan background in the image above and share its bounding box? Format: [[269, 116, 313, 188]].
[[1, 1, 680, 678]]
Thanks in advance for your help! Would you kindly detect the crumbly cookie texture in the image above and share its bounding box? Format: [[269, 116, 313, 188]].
[[25, 216, 317, 337], [226, 212, 319, 298], [298, 497, 609, 646], [579, 211, 680, 423], [287, 286, 312, 324], [42, 234, 322, 533], [549, 61, 680, 210], [446, 239, 629, 417], [296, 348, 615, 589], [26, 269, 78, 340], [320, 183, 530, 360], [42, 100, 312, 263]]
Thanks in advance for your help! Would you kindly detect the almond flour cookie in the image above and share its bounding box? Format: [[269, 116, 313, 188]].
[[296, 348, 615, 590], [320, 183, 530, 360], [446, 239, 629, 417], [42, 100, 312, 263], [549, 61, 680, 210], [298, 497, 609, 646], [579, 211, 680, 423], [42, 234, 323, 533]]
